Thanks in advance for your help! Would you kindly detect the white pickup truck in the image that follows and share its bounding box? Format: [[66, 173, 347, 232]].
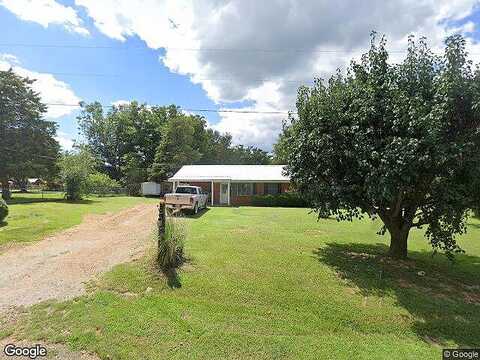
[[164, 185, 208, 214]]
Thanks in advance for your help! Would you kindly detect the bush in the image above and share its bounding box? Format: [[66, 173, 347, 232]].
[[63, 176, 85, 201], [474, 208, 480, 218], [158, 217, 186, 270], [85, 173, 121, 196], [59, 148, 96, 200], [0, 199, 8, 223], [251, 192, 308, 207]]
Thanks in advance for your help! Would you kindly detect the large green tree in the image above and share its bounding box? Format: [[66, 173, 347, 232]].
[[284, 34, 480, 259], [79, 101, 272, 185], [149, 115, 204, 181], [272, 121, 292, 165], [0, 70, 60, 200], [77, 102, 175, 181], [227, 145, 271, 165]]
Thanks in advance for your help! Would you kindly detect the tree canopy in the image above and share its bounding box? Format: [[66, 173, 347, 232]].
[[77, 101, 175, 181], [0, 70, 60, 200], [283, 34, 480, 259], [79, 102, 272, 187]]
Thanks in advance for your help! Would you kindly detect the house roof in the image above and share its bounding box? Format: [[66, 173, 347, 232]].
[[169, 165, 289, 182]]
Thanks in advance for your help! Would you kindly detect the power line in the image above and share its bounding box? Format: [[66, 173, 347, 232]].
[[3, 42, 479, 56], [0, 42, 415, 54], [15, 70, 313, 84], [44, 102, 295, 115]]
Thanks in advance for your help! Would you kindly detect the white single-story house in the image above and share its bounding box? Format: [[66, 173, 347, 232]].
[[168, 165, 290, 206]]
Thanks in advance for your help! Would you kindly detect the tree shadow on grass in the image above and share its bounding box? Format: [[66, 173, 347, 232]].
[[7, 197, 95, 205], [313, 242, 480, 348], [0, 221, 7, 228]]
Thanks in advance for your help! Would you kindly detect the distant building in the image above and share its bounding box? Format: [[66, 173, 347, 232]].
[[27, 178, 44, 186]]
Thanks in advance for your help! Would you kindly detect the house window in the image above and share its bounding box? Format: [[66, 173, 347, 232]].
[[232, 183, 254, 196], [264, 183, 280, 195]]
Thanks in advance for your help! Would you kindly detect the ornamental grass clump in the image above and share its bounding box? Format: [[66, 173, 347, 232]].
[[0, 199, 8, 223], [157, 217, 186, 270]]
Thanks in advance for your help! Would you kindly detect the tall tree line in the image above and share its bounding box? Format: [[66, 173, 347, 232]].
[[77, 102, 271, 193]]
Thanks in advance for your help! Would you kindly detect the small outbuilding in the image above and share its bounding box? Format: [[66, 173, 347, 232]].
[[141, 181, 172, 196], [168, 165, 290, 206], [27, 178, 44, 186]]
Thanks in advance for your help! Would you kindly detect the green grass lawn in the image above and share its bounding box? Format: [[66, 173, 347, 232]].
[[0, 192, 158, 247], [6, 207, 480, 359]]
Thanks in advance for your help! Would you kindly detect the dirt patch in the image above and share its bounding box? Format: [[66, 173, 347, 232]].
[[0, 204, 157, 312]]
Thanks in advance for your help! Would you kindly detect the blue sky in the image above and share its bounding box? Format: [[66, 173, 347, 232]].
[[1, 0, 479, 150], [0, 2, 222, 148]]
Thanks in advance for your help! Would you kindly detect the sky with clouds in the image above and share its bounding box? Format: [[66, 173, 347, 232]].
[[1, 0, 480, 151]]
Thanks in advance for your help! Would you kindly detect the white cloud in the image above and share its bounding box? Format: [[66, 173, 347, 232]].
[[111, 99, 130, 107], [0, 54, 82, 118], [55, 131, 75, 150], [0, 0, 89, 35], [75, 0, 479, 149]]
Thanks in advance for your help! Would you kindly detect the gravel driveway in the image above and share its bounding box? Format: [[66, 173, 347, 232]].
[[0, 203, 157, 312]]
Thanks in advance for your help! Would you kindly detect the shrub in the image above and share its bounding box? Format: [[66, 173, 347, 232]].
[[0, 199, 8, 223], [158, 217, 186, 270], [59, 148, 96, 200], [251, 192, 308, 207], [85, 173, 121, 196], [474, 208, 480, 218]]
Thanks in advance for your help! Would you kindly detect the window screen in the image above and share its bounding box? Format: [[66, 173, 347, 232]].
[[264, 183, 280, 195], [232, 183, 254, 196]]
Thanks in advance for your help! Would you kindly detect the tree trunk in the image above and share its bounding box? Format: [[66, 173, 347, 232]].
[[388, 227, 409, 259], [1, 179, 11, 201]]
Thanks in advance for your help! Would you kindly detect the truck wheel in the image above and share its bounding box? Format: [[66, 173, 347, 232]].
[[193, 203, 198, 215]]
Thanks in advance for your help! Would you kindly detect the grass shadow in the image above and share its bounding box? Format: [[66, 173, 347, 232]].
[[0, 221, 7, 228], [313, 242, 480, 347], [162, 268, 182, 289], [174, 208, 210, 219]]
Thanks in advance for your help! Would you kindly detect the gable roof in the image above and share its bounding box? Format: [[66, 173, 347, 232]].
[[169, 165, 289, 182]]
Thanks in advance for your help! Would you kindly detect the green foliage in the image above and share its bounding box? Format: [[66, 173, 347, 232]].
[[251, 192, 307, 207], [85, 172, 121, 196], [121, 153, 147, 196], [227, 145, 271, 165], [78, 102, 270, 185], [284, 34, 480, 259], [59, 148, 96, 200], [77, 102, 174, 181], [149, 115, 271, 182], [157, 217, 186, 270], [149, 115, 203, 181], [0, 70, 60, 200], [0, 198, 8, 222], [272, 121, 291, 164]]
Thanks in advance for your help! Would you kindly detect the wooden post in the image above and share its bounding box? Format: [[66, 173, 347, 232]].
[[158, 199, 166, 249]]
